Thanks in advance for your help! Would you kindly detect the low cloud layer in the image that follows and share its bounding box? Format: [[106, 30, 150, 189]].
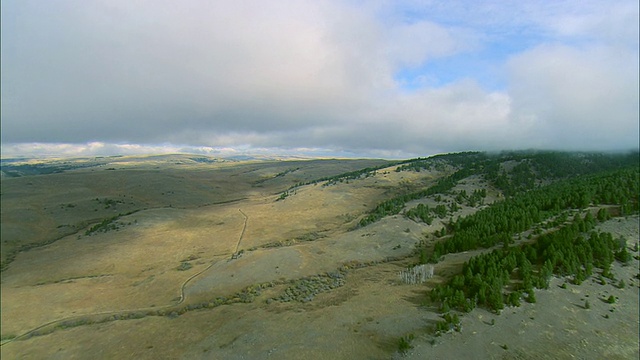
[[2, 0, 638, 158]]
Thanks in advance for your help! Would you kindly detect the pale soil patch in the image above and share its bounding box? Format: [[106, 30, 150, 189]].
[[404, 264, 639, 360], [597, 216, 640, 248], [403, 216, 640, 360]]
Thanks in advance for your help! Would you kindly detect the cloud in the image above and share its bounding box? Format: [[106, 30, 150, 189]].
[[1, 0, 638, 158], [0, 142, 168, 158], [542, 0, 639, 45], [385, 21, 479, 68], [507, 43, 639, 149], [2, 1, 355, 138]]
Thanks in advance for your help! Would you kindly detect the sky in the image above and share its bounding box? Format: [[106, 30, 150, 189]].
[[1, 0, 638, 159]]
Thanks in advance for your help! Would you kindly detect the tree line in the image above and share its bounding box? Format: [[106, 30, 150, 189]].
[[430, 211, 631, 313], [359, 151, 638, 229], [425, 165, 638, 261], [357, 166, 475, 227]]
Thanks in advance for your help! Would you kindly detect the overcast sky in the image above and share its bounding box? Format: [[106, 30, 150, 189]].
[[1, 0, 638, 158]]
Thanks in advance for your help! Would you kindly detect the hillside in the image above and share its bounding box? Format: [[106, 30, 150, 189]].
[[1, 151, 638, 359]]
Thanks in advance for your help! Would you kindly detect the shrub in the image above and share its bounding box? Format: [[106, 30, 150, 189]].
[[435, 313, 461, 335], [168, 312, 179, 319], [615, 247, 632, 264], [177, 262, 193, 271], [398, 334, 414, 355], [0, 334, 16, 341]]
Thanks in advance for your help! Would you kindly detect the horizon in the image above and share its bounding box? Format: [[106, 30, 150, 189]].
[[2, 146, 638, 163]]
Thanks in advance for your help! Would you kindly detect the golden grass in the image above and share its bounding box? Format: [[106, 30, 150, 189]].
[[2, 157, 637, 359]]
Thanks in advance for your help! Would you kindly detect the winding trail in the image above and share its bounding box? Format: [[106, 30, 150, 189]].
[[234, 209, 249, 255], [0, 208, 250, 346]]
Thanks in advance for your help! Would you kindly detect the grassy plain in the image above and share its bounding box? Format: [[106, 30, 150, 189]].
[[1, 154, 638, 359]]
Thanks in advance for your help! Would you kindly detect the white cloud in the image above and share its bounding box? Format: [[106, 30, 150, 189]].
[[1, 0, 638, 158], [507, 43, 639, 149], [542, 0, 639, 45], [0, 142, 186, 158], [385, 21, 479, 68]]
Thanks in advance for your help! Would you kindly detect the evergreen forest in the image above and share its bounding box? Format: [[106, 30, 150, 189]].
[[364, 150, 639, 328]]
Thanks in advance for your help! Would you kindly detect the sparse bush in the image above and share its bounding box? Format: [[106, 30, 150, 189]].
[[435, 313, 461, 335], [128, 312, 146, 319], [177, 262, 193, 271], [606, 295, 616, 304], [273, 273, 345, 303], [615, 247, 632, 264], [398, 334, 414, 355], [168, 311, 179, 319], [1, 334, 17, 341], [418, 249, 428, 264], [277, 191, 289, 201]]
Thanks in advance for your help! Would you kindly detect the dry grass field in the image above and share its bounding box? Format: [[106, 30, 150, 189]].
[[1, 155, 638, 359]]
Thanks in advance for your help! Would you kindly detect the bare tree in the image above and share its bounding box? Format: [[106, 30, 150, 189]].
[[400, 264, 434, 284]]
